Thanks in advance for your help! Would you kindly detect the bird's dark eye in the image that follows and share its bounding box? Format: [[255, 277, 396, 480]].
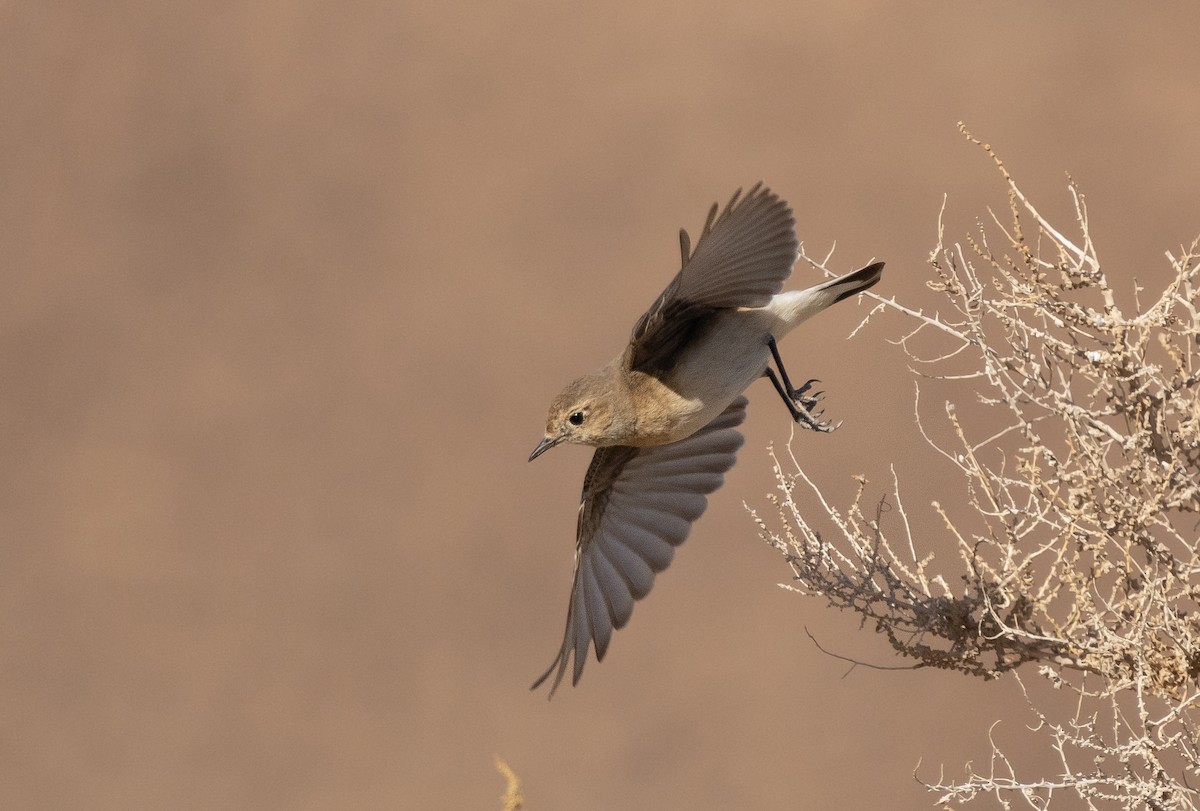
[[568, 411, 585, 426]]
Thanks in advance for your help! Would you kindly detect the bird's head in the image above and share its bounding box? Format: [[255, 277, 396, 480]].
[[529, 373, 631, 461]]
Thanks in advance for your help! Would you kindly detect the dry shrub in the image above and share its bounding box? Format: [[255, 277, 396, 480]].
[[751, 126, 1200, 809]]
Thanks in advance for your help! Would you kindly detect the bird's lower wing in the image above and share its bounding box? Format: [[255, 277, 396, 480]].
[[532, 396, 749, 696]]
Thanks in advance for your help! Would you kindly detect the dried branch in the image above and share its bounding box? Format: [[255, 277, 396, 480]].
[[755, 129, 1200, 807]]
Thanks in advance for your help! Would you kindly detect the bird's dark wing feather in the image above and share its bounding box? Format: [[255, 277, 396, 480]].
[[628, 184, 798, 376], [531, 397, 749, 696]]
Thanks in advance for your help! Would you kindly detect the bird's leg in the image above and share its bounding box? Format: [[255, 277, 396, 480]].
[[767, 336, 819, 405], [765, 337, 835, 433], [764, 368, 802, 420]]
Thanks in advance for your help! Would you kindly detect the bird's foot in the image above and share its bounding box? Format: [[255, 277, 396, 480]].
[[764, 365, 837, 432], [788, 378, 822, 410], [784, 378, 834, 432], [791, 402, 836, 433]]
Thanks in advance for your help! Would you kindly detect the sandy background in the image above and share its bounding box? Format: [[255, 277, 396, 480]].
[[3, 3, 1198, 808]]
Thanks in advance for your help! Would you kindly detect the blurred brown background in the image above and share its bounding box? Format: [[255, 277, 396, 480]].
[[2, 2, 1197, 808]]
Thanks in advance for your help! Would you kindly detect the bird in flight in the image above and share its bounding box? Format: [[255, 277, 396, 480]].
[[529, 184, 884, 696]]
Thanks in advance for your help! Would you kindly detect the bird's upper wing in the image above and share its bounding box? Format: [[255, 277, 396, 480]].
[[627, 184, 799, 376], [531, 396, 749, 696]]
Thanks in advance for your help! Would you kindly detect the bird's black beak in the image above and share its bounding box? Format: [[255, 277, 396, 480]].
[[528, 435, 564, 462]]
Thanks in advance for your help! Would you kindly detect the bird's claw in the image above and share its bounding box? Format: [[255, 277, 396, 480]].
[[789, 378, 820, 399], [795, 408, 837, 433], [785, 378, 835, 431]]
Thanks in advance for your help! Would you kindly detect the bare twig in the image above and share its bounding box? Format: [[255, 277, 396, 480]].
[[755, 134, 1200, 808]]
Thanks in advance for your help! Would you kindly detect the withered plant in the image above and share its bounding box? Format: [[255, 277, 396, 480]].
[[752, 128, 1200, 808]]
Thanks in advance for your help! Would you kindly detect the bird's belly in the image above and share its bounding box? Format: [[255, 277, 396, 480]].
[[658, 311, 771, 440]]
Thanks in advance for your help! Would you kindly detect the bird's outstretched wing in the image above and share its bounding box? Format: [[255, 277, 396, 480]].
[[628, 184, 798, 376], [531, 397, 749, 696]]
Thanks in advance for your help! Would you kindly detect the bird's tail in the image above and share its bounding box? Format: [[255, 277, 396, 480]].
[[768, 261, 884, 335]]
